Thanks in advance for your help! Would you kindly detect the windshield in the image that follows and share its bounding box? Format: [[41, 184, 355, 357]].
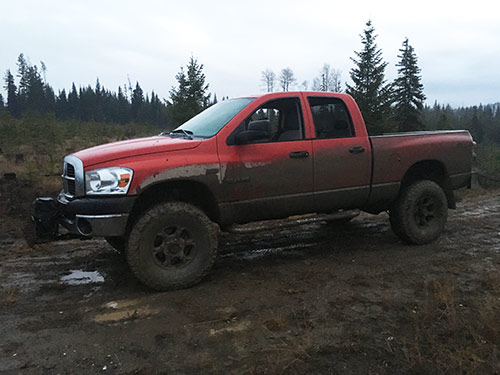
[[173, 98, 254, 138]]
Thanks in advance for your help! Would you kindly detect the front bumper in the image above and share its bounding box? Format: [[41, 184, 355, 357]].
[[56, 192, 137, 237]]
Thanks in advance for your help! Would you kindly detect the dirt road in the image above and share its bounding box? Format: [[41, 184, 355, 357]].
[[1, 190, 499, 374]]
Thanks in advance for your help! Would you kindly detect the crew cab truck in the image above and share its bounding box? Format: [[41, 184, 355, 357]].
[[37, 92, 474, 290]]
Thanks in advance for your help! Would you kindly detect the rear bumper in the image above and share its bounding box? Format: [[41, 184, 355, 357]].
[[57, 192, 136, 237]]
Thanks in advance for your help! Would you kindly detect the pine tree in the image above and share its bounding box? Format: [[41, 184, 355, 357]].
[[4, 70, 20, 117], [346, 20, 392, 134], [55, 89, 68, 119], [168, 57, 210, 126], [67, 83, 79, 119], [117, 86, 129, 123], [392, 38, 426, 131], [14, 54, 51, 115], [467, 107, 484, 143], [131, 82, 144, 121]]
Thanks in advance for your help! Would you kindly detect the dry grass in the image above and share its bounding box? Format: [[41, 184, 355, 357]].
[[256, 333, 313, 374], [398, 277, 500, 374], [290, 305, 314, 330]]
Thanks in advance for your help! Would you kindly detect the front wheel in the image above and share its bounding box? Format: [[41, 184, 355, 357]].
[[389, 180, 448, 245], [126, 202, 218, 291]]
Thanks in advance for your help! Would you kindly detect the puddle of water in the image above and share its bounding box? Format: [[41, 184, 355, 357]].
[[60, 270, 104, 285]]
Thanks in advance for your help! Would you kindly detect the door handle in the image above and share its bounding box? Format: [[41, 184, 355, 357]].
[[289, 151, 309, 159], [349, 146, 365, 154]]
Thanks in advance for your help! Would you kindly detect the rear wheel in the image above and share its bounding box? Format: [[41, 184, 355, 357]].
[[126, 202, 218, 291], [390, 180, 448, 244]]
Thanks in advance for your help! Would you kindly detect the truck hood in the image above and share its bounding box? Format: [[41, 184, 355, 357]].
[[73, 136, 202, 167]]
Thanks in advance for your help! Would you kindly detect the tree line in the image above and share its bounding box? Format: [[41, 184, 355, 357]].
[[1, 54, 214, 129]]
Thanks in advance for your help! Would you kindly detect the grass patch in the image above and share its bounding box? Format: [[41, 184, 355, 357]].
[[397, 277, 500, 374], [0, 113, 159, 188]]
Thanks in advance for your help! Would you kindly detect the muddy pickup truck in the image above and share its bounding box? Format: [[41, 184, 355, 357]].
[[33, 92, 474, 290]]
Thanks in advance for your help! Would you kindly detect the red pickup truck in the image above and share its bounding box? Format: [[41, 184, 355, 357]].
[[36, 92, 474, 290]]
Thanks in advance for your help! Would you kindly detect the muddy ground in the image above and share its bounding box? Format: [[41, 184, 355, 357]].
[[0, 184, 499, 374]]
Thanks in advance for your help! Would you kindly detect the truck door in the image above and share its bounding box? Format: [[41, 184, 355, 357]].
[[307, 96, 371, 212], [217, 97, 313, 223]]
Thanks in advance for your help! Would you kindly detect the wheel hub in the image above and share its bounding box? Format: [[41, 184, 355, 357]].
[[415, 195, 437, 226], [152, 226, 195, 268]]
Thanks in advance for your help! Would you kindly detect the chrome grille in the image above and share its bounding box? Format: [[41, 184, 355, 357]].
[[64, 163, 76, 195], [66, 163, 75, 178], [62, 156, 84, 198]]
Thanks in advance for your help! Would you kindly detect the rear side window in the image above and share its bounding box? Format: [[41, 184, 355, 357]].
[[308, 97, 354, 139]]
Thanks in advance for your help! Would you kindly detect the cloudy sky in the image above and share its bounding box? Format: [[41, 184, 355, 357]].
[[1, 0, 499, 107]]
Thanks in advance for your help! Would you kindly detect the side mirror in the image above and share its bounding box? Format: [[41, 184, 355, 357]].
[[234, 120, 270, 145], [235, 130, 269, 145]]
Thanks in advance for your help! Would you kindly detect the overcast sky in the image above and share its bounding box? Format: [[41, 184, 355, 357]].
[[1, 0, 499, 107]]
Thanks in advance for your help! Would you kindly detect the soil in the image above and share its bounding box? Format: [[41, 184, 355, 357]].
[[0, 181, 499, 374]]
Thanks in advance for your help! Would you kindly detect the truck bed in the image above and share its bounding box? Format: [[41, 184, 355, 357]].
[[365, 130, 473, 212]]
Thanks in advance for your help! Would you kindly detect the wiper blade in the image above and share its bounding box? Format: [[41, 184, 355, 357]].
[[167, 129, 194, 139]]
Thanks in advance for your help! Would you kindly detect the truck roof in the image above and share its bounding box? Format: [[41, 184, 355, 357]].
[[233, 91, 352, 100]]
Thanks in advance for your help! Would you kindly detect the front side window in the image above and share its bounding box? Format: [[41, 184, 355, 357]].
[[227, 98, 304, 145], [308, 97, 354, 139]]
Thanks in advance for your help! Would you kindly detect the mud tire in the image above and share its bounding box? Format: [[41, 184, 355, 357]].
[[390, 180, 448, 245], [126, 202, 218, 291], [105, 236, 127, 254]]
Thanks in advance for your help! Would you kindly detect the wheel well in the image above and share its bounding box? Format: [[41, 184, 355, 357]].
[[401, 160, 455, 209], [128, 181, 220, 229]]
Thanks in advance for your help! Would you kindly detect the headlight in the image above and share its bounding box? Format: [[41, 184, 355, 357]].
[[85, 167, 133, 195]]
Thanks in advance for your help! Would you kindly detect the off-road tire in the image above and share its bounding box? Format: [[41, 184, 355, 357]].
[[389, 180, 448, 245], [126, 202, 218, 291], [105, 236, 127, 254]]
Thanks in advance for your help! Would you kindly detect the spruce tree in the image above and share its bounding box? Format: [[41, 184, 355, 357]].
[[55, 89, 68, 119], [117, 86, 129, 123], [168, 57, 210, 126], [467, 107, 484, 143], [67, 83, 79, 119], [4, 70, 20, 117], [131, 82, 144, 121], [346, 20, 392, 134], [393, 38, 426, 131], [14, 54, 50, 115]]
